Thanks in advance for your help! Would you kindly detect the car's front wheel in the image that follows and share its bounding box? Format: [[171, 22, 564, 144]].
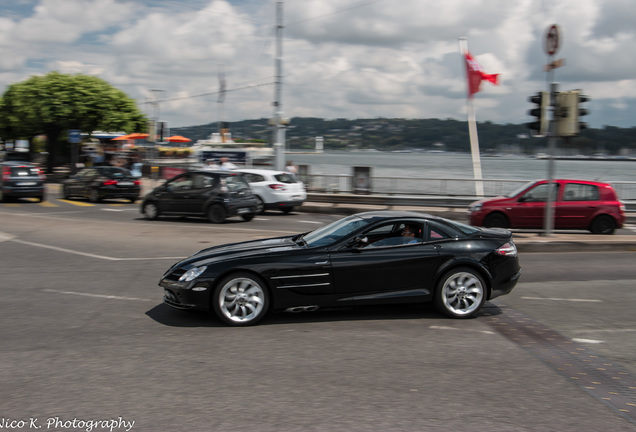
[[484, 212, 509, 229], [435, 267, 486, 318], [212, 273, 269, 326], [142, 202, 160, 220]]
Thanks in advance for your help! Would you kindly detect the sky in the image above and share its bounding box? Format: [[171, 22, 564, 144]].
[[1, 0, 635, 131]]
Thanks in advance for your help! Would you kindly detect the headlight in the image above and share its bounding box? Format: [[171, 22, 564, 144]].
[[179, 266, 208, 282], [470, 203, 482, 212]]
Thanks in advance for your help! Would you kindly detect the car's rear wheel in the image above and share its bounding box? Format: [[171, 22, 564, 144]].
[[241, 213, 255, 222], [89, 188, 101, 203], [207, 204, 226, 223], [484, 212, 509, 228], [143, 202, 160, 220], [213, 272, 269, 326], [435, 267, 486, 319], [255, 196, 265, 214], [62, 185, 71, 200], [590, 215, 615, 235]]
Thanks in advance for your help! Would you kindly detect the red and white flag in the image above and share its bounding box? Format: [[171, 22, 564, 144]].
[[464, 51, 499, 98]]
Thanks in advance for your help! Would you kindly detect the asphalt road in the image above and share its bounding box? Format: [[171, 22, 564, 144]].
[[1, 197, 636, 432]]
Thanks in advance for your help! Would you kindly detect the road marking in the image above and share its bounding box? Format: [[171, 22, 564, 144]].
[[102, 208, 125, 212], [429, 325, 495, 335], [43, 289, 153, 302], [57, 199, 94, 207], [10, 238, 184, 261], [572, 338, 605, 344], [40, 201, 59, 207], [522, 296, 602, 303], [299, 220, 324, 224]]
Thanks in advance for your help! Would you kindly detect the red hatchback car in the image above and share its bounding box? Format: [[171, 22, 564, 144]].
[[468, 179, 626, 234]]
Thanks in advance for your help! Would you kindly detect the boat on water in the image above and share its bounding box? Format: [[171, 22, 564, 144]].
[[192, 132, 274, 166]]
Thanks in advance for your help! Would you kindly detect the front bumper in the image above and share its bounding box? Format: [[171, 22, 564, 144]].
[[160, 279, 212, 312]]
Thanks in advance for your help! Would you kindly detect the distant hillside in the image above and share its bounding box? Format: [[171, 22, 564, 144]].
[[172, 118, 636, 156]]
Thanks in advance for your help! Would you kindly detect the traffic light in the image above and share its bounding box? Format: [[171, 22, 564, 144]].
[[527, 91, 549, 136], [555, 90, 589, 137]]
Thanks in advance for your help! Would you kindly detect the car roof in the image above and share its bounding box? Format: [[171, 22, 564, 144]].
[[1, 161, 37, 167], [235, 168, 289, 176], [534, 179, 614, 187]]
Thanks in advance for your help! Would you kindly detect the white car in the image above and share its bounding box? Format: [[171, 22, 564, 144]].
[[236, 168, 307, 214]]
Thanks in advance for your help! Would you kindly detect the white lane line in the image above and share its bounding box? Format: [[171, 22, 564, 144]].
[[521, 296, 602, 303], [43, 289, 153, 302], [299, 220, 324, 224], [10, 239, 183, 261], [571, 338, 605, 344], [429, 325, 495, 335], [102, 208, 125, 212]]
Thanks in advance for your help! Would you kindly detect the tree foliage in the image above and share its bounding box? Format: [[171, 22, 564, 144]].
[[0, 72, 147, 170]]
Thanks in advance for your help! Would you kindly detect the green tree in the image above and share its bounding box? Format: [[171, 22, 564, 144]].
[[0, 72, 147, 171]]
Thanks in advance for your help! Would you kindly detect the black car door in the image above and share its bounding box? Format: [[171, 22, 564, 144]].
[[329, 220, 441, 297]]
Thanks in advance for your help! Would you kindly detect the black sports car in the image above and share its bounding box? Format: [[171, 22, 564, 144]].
[[159, 211, 521, 326]]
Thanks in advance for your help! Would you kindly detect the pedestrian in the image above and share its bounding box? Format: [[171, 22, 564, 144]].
[[203, 158, 219, 170], [285, 161, 298, 174], [219, 157, 237, 170]]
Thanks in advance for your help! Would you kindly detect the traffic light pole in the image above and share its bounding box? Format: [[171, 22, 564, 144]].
[[543, 82, 558, 237]]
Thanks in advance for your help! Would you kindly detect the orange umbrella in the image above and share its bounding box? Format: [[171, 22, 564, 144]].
[[127, 133, 149, 139], [112, 133, 149, 140], [166, 135, 192, 143]]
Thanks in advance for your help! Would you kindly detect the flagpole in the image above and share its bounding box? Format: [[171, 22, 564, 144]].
[[459, 38, 484, 198]]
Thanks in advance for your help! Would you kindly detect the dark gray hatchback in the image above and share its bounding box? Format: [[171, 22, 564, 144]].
[[1, 161, 46, 202], [140, 170, 259, 223]]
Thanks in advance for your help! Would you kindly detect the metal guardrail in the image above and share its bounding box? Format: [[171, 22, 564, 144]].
[[302, 174, 636, 202]]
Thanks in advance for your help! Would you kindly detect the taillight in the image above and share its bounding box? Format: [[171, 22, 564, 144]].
[[268, 184, 286, 191], [2, 167, 10, 181], [495, 241, 517, 257], [133, 180, 141, 186], [103, 179, 118, 186], [37, 168, 46, 180]]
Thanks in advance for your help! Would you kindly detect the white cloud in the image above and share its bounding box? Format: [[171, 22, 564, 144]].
[[0, 0, 634, 129]]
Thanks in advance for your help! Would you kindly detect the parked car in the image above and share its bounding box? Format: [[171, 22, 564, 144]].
[[468, 179, 626, 234], [141, 170, 258, 223], [235, 168, 306, 214], [62, 166, 140, 203], [0, 161, 46, 202], [159, 210, 521, 326]]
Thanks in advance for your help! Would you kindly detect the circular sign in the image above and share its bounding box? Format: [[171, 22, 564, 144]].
[[544, 24, 560, 56]]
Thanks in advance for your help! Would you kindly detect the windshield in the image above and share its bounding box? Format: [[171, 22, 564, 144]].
[[303, 214, 371, 247], [505, 181, 536, 198]]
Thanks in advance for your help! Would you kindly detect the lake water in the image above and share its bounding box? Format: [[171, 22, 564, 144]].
[[288, 151, 636, 183]]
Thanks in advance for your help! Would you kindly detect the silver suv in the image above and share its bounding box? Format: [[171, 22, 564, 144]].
[[1, 161, 46, 202]]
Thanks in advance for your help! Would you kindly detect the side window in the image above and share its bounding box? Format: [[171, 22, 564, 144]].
[[364, 221, 423, 247], [562, 183, 599, 201], [425, 221, 452, 241], [520, 183, 558, 202], [192, 174, 214, 189], [169, 175, 193, 190]]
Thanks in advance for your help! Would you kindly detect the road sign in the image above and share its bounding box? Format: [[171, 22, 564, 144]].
[[68, 129, 81, 143], [544, 24, 560, 56]]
